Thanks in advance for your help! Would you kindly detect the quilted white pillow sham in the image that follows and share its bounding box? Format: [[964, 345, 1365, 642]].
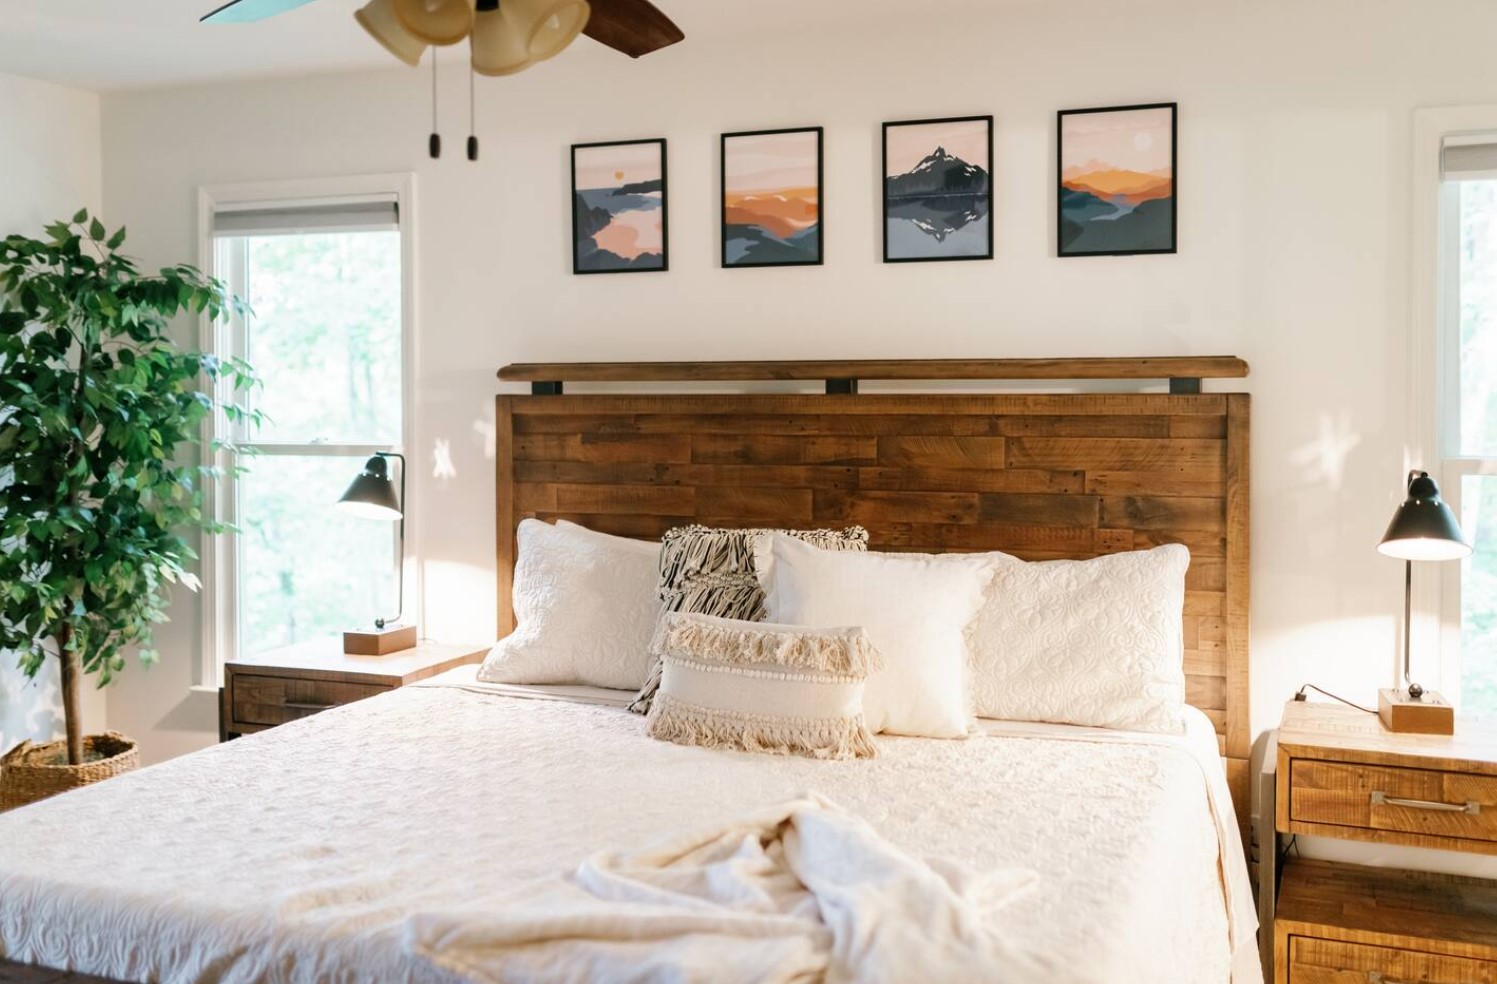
[[968, 544, 1190, 733], [761, 534, 994, 739], [478, 519, 660, 690], [646, 612, 881, 760]]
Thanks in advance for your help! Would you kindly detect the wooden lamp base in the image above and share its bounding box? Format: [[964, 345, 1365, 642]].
[[1377, 688, 1455, 735], [343, 624, 418, 656]]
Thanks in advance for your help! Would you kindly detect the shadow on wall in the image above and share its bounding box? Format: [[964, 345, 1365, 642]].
[[0, 656, 64, 753]]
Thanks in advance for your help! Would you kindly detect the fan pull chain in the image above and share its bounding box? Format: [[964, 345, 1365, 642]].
[[428, 48, 441, 160], [467, 60, 479, 161]]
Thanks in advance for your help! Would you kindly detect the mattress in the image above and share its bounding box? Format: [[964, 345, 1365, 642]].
[[0, 674, 1259, 984]]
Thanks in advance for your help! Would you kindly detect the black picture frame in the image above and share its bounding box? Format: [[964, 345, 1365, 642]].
[[881, 114, 994, 264], [1056, 102, 1177, 258], [570, 137, 669, 275], [720, 126, 824, 269]]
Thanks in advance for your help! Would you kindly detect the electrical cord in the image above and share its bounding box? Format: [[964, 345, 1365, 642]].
[[1293, 683, 1376, 715]]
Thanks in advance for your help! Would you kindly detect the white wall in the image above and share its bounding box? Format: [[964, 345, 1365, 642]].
[[97, 0, 1490, 796], [0, 70, 105, 753]]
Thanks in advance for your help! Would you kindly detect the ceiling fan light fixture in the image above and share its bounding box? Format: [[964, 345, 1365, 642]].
[[502, 0, 590, 61], [470, 6, 535, 76], [393, 0, 476, 46], [355, 0, 429, 66]]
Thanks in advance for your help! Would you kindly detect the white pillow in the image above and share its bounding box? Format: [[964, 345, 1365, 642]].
[[646, 612, 881, 760], [478, 519, 660, 690], [968, 544, 1189, 733], [761, 534, 994, 738]]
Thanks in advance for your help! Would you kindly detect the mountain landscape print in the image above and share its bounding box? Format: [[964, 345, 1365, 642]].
[[1058, 104, 1176, 257], [572, 139, 668, 274], [883, 116, 993, 262], [721, 127, 822, 267]]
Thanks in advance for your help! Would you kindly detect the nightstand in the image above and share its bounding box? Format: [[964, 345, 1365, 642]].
[[219, 639, 488, 741], [1265, 699, 1497, 983]]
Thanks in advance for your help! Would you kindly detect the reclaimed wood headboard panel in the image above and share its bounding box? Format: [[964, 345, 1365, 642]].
[[493, 359, 1250, 835]]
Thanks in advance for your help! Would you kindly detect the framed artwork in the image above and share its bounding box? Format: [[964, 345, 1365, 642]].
[[1057, 103, 1176, 257], [882, 115, 993, 263], [720, 127, 823, 268], [571, 138, 668, 274]]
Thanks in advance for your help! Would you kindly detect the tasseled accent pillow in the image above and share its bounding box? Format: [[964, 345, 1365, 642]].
[[644, 612, 882, 761], [627, 524, 868, 714]]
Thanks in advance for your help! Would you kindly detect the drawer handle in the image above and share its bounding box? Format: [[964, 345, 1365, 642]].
[[281, 700, 336, 711], [1371, 791, 1480, 815], [1367, 974, 1417, 984]]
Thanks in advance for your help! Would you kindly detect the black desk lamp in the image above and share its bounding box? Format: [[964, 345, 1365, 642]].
[[1375, 470, 1470, 733], [336, 452, 417, 654]]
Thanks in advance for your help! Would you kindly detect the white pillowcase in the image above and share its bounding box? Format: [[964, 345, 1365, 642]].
[[478, 519, 660, 690], [968, 544, 1190, 733], [761, 534, 994, 738]]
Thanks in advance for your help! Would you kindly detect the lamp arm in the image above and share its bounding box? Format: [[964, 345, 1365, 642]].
[[374, 451, 406, 630]]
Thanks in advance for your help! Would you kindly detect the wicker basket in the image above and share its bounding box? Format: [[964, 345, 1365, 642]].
[[0, 731, 139, 812]]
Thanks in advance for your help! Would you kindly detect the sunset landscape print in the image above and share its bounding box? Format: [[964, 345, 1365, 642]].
[[721, 128, 822, 267], [1058, 104, 1176, 256], [572, 139, 668, 274]]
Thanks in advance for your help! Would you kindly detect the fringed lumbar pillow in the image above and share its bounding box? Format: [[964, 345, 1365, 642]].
[[627, 524, 868, 714], [645, 612, 882, 761]]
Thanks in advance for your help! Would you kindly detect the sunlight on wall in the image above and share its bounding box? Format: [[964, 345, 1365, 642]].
[[421, 559, 500, 645]]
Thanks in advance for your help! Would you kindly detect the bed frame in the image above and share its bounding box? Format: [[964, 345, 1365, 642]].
[[493, 356, 1252, 839]]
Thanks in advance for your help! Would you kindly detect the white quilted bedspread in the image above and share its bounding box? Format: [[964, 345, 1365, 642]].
[[0, 682, 1258, 984]]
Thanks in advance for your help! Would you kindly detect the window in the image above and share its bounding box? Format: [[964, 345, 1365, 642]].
[[200, 179, 413, 680], [1438, 137, 1497, 718]]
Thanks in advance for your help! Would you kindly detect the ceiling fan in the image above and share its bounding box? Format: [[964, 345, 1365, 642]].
[[200, 0, 683, 159], [200, 0, 684, 70]]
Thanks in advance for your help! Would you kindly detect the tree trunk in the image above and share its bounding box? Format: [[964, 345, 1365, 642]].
[[56, 623, 83, 766]]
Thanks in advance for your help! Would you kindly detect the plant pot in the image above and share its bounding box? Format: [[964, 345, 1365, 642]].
[[0, 731, 139, 811]]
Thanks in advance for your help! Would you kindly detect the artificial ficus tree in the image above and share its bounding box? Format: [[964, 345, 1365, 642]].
[[0, 211, 259, 765]]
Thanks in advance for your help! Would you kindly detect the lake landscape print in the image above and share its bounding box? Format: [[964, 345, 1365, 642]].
[[572, 139, 667, 273], [1058, 104, 1176, 256], [722, 127, 822, 267], [883, 115, 992, 262]]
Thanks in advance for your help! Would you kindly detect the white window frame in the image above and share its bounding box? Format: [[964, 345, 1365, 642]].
[[193, 173, 419, 689], [1412, 107, 1497, 710]]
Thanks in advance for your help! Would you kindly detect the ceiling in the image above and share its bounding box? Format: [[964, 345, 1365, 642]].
[[0, 0, 998, 92]]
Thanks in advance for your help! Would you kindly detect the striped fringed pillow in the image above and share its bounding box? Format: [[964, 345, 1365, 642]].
[[627, 524, 869, 714], [645, 612, 882, 761]]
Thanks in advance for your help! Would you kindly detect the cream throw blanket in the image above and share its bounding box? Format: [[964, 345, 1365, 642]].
[[406, 794, 1051, 984]]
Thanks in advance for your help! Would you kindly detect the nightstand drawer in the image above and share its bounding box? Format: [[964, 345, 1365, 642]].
[[1290, 760, 1497, 845], [1289, 937, 1497, 984], [231, 673, 388, 727]]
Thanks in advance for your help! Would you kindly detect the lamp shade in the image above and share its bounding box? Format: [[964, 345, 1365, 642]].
[[503, 0, 590, 61], [471, 5, 535, 75], [337, 455, 403, 521], [1377, 471, 1471, 561], [393, 0, 476, 45], [355, 0, 429, 66]]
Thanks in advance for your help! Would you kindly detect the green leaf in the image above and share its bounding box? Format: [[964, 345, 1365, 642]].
[[106, 226, 127, 250], [72, 208, 88, 224]]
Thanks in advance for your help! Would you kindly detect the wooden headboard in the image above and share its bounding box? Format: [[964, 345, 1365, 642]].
[[494, 357, 1251, 833]]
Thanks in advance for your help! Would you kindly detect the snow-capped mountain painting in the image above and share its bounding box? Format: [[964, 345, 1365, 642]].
[[883, 116, 993, 262]]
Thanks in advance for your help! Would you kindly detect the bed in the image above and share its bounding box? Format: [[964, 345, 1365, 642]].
[[0, 357, 1256, 984]]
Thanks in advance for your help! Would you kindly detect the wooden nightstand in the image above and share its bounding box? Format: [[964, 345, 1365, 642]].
[[220, 639, 488, 741], [1267, 699, 1497, 983]]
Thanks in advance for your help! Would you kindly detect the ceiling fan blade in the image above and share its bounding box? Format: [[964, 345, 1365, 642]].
[[582, 0, 683, 58], [200, 0, 320, 24]]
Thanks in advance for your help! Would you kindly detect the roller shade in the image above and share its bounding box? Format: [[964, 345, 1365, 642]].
[[1442, 136, 1497, 182], [213, 197, 399, 237]]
